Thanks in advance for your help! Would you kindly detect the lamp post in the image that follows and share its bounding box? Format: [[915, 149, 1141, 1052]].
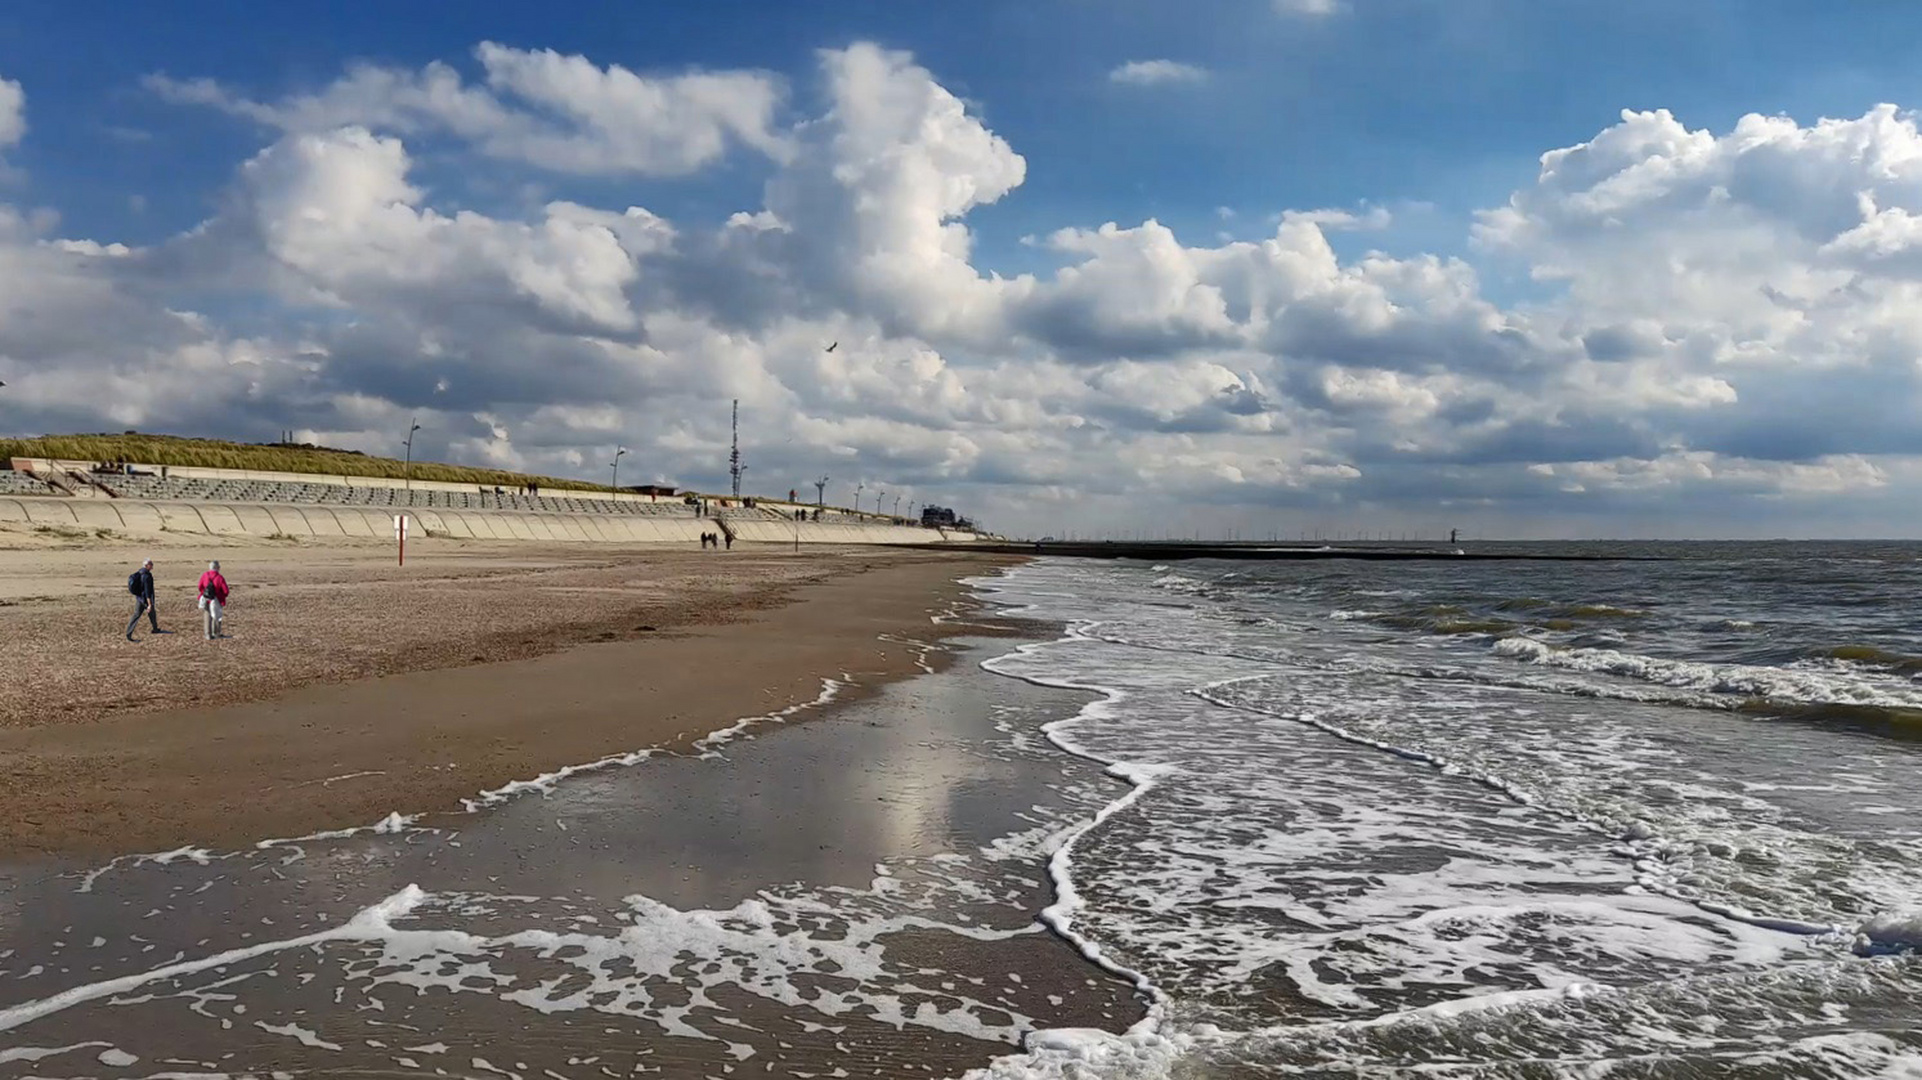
[[610, 446, 627, 494], [854, 483, 864, 514], [403, 418, 421, 505], [877, 491, 886, 521], [893, 495, 902, 519]]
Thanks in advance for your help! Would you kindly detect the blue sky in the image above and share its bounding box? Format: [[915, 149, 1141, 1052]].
[[7, 1, 1922, 536], [10, 0, 1914, 268]]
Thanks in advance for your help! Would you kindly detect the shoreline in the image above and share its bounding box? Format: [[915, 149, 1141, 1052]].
[[0, 541, 1024, 860], [0, 622, 1147, 1077]]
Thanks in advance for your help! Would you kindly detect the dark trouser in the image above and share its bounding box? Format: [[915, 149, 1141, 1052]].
[[127, 597, 157, 637]]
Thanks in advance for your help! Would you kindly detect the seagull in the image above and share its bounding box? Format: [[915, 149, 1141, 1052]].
[[825, 342, 838, 353]]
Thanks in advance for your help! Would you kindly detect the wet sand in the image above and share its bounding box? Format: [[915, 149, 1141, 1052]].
[[0, 540, 1019, 857], [0, 635, 1144, 1077]]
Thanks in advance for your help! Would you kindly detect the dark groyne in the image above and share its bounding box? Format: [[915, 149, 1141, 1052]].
[[925, 541, 1661, 562]]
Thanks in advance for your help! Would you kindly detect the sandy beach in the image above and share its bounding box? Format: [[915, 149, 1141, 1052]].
[[0, 535, 1019, 858], [0, 630, 1143, 1077]]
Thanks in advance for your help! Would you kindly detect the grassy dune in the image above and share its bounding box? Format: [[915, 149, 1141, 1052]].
[[0, 433, 614, 492]]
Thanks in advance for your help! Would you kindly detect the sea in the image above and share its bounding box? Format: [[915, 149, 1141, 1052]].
[[2, 542, 1920, 1078], [972, 542, 1922, 1078]]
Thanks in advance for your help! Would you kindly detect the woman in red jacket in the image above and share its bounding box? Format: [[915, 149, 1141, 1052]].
[[197, 561, 230, 640]]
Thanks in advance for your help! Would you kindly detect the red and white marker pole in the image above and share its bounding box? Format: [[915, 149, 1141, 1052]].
[[394, 513, 410, 566]]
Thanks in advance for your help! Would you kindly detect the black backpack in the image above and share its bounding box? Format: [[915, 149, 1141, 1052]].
[[127, 571, 143, 597]]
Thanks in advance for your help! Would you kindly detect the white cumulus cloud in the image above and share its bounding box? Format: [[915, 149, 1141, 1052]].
[[8, 47, 1922, 536], [0, 75, 24, 165], [1108, 60, 1209, 86], [147, 43, 786, 177]]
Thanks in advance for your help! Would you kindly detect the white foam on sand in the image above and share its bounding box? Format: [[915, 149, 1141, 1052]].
[[254, 1020, 342, 1051], [75, 673, 858, 893], [693, 677, 845, 757], [980, 635, 1176, 1021], [334, 892, 1047, 1048], [255, 811, 414, 849], [76, 846, 218, 894], [459, 675, 845, 808], [0, 1043, 110, 1064], [0, 884, 427, 1035]]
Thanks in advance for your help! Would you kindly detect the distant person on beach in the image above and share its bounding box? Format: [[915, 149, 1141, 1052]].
[[125, 558, 160, 640], [197, 560, 230, 640], [723, 532, 733, 551]]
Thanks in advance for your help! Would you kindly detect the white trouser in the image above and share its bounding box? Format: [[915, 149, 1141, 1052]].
[[203, 598, 223, 638]]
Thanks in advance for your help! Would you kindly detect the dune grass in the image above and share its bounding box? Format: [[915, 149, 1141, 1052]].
[[0, 433, 615, 492]]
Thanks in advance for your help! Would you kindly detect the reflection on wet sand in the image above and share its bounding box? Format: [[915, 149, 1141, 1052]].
[[0, 638, 1143, 1077]]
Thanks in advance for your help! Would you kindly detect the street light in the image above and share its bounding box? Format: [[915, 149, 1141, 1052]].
[[893, 495, 902, 518], [877, 491, 886, 520], [854, 483, 864, 514], [402, 418, 422, 505], [610, 446, 627, 494]]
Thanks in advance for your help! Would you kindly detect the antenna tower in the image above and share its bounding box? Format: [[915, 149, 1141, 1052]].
[[728, 399, 743, 498]]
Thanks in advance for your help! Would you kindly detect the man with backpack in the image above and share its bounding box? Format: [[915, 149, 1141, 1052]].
[[125, 558, 162, 640], [197, 560, 230, 640]]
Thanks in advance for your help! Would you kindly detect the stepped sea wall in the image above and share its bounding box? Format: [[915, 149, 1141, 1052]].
[[0, 498, 965, 546]]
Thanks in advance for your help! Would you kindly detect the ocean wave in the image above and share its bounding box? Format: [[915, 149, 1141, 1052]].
[[1493, 598, 1649, 619], [1148, 572, 1214, 598], [1821, 644, 1922, 673], [1855, 910, 1922, 955], [1492, 637, 1922, 711]]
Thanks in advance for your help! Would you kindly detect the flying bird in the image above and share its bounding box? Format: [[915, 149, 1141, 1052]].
[[825, 342, 838, 353]]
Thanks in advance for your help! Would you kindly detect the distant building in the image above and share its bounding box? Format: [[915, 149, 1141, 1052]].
[[628, 484, 678, 497], [921, 505, 975, 530]]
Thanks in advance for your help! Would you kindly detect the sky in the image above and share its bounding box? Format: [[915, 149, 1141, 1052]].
[[5, 1, 1922, 538]]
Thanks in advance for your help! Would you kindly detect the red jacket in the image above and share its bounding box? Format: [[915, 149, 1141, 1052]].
[[197, 570, 229, 603]]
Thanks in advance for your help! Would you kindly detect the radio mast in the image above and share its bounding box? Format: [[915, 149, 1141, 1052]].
[[728, 400, 743, 498]]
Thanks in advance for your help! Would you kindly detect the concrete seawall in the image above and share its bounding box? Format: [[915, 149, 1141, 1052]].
[[0, 498, 967, 546]]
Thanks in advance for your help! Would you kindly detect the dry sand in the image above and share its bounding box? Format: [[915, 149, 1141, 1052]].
[[0, 535, 1020, 858]]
